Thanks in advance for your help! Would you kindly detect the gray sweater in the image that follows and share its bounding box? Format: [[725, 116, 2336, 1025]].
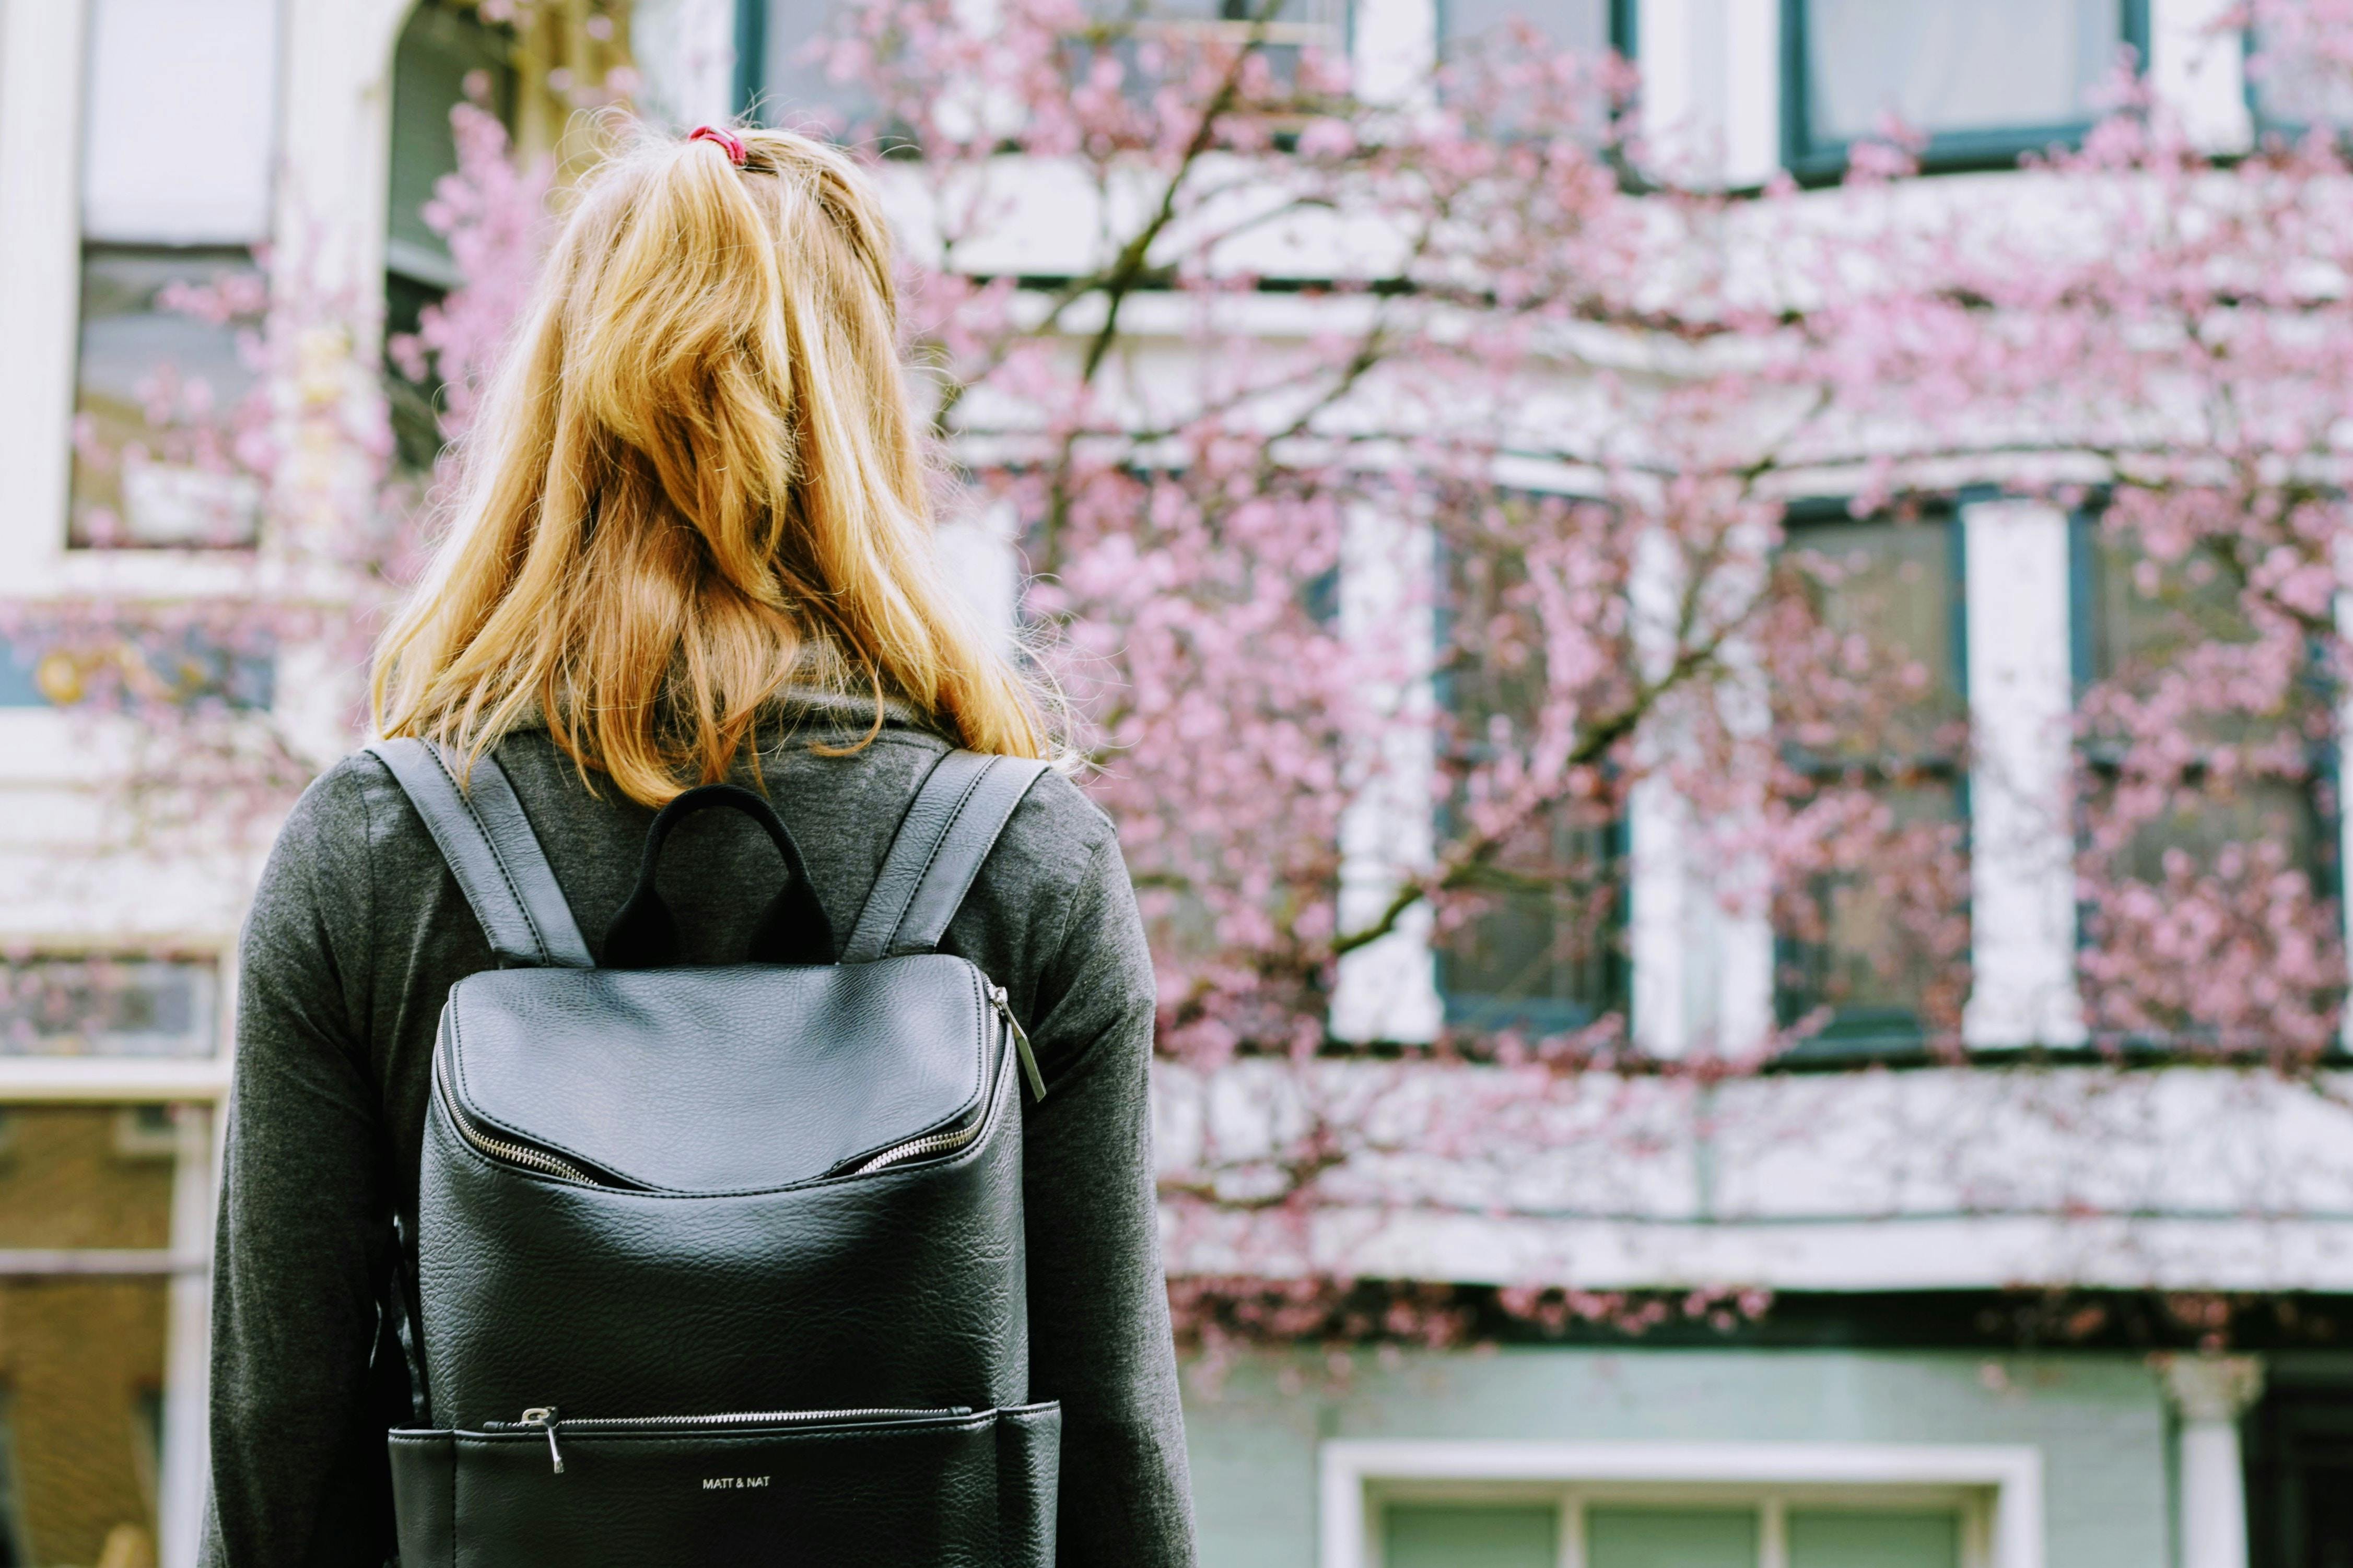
[[202, 699, 1197, 1566]]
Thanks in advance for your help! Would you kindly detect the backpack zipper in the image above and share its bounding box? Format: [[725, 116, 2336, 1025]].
[[488, 1404, 972, 1474], [435, 1052, 612, 1186], [840, 986, 1037, 1176], [437, 980, 1040, 1186], [991, 984, 1048, 1102]]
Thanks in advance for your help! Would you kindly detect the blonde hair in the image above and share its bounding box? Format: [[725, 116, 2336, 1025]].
[[372, 124, 1049, 806]]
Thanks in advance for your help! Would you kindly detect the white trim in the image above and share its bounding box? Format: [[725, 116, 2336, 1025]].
[[0, 0, 91, 591], [0, 1057, 231, 1102], [1330, 500, 1443, 1044], [156, 1104, 216, 1568], [1721, 0, 1780, 188], [2151, 0, 2253, 156], [1353, 0, 1436, 107], [1322, 1440, 2043, 1568], [1959, 499, 2085, 1050]]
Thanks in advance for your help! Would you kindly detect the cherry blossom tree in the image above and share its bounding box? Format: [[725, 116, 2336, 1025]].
[[44, 0, 2353, 1348]]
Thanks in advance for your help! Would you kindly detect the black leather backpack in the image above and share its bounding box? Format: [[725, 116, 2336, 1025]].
[[365, 738, 1058, 1567]]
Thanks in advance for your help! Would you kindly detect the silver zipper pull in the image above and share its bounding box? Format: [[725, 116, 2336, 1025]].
[[990, 985, 1046, 1102], [521, 1406, 564, 1473]]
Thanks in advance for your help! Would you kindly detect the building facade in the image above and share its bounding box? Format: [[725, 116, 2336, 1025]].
[[0, 1, 2349, 1566]]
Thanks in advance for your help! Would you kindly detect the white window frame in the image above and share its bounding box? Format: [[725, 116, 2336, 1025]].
[[1321, 1439, 2043, 1568]]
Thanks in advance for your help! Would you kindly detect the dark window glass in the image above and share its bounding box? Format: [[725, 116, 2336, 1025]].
[[1436, 509, 1625, 1036], [753, 0, 876, 136], [68, 249, 264, 548], [388, 0, 519, 290], [2247, 1375, 2353, 1568], [2077, 526, 2333, 909], [1787, 0, 2144, 178], [386, 0, 520, 472], [1775, 512, 1969, 1048]]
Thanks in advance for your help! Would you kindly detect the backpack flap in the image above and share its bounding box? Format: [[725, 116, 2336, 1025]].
[[438, 957, 997, 1193]]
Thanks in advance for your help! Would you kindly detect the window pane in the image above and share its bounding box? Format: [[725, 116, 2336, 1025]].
[[2083, 533, 2251, 685], [1385, 1503, 1559, 1568], [1804, 0, 2118, 145], [1438, 518, 1624, 1034], [0, 1107, 177, 1563], [1789, 1509, 1961, 1568], [388, 0, 520, 287], [2081, 532, 2327, 889], [1442, 0, 1609, 55], [1777, 515, 1966, 1041], [2252, 26, 2353, 127], [1796, 516, 1961, 746], [1587, 1505, 1759, 1568], [70, 248, 263, 549], [1437, 812, 1619, 1034], [0, 961, 219, 1058], [1795, 779, 1966, 1028], [758, 0, 878, 135], [82, 0, 281, 244]]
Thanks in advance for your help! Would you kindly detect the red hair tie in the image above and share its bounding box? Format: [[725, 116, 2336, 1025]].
[[688, 125, 747, 166]]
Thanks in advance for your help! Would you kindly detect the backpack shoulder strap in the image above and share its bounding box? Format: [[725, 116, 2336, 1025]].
[[841, 750, 1052, 962], [364, 738, 594, 969]]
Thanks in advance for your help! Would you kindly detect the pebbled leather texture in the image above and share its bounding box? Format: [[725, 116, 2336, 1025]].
[[442, 958, 992, 1192], [389, 1402, 1058, 1567], [840, 753, 1051, 962], [366, 740, 594, 969], [420, 1016, 1029, 1430], [995, 1402, 1062, 1568]]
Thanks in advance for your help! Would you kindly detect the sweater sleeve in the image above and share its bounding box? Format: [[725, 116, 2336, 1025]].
[[201, 765, 398, 1567], [1018, 830, 1199, 1568]]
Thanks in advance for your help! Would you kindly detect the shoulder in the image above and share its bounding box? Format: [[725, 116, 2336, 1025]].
[[239, 753, 392, 1005], [988, 763, 1123, 900], [263, 752, 387, 879]]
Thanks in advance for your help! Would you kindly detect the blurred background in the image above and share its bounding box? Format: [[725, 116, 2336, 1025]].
[[4, 0, 2353, 1564]]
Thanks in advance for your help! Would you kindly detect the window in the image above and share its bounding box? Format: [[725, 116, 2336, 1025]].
[[1774, 509, 1969, 1053], [744, 0, 888, 138], [2247, 1372, 2353, 1568], [1782, 0, 2149, 181], [385, 0, 521, 473], [0, 620, 274, 712], [1376, 1495, 1970, 1567], [1328, 1441, 2033, 1568], [1439, 0, 1629, 61], [2248, 19, 2353, 133], [0, 960, 220, 1058], [2070, 520, 2338, 1043], [70, 0, 283, 548], [1435, 508, 1625, 1039]]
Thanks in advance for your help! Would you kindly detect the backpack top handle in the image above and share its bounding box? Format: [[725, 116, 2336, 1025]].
[[602, 784, 837, 969]]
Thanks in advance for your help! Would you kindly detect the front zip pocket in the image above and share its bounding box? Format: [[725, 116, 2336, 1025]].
[[483, 1404, 973, 1473]]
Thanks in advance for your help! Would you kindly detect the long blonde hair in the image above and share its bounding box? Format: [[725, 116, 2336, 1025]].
[[372, 124, 1048, 806]]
